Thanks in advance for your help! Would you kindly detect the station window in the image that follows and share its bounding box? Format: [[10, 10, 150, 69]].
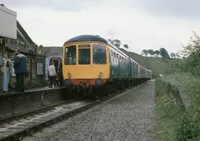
[[93, 44, 106, 64], [65, 45, 76, 65], [78, 45, 90, 65]]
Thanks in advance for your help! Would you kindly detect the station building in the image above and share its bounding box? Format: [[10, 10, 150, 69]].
[[0, 4, 46, 88]]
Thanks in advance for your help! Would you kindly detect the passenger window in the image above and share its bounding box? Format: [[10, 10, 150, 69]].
[[78, 45, 90, 65], [111, 51, 114, 62], [93, 44, 106, 64], [65, 45, 76, 65]]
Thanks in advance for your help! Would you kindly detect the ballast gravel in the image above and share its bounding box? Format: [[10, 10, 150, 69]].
[[22, 80, 155, 141]]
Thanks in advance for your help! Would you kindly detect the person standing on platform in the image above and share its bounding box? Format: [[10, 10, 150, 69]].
[[14, 50, 27, 92], [0, 53, 3, 71], [0, 53, 4, 92], [2, 54, 11, 92], [48, 62, 57, 88], [58, 59, 63, 87]]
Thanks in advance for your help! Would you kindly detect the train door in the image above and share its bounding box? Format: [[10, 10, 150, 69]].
[[49, 56, 62, 72]]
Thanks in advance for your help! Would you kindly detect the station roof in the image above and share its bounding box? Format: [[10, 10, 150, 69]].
[[41, 46, 62, 57], [64, 35, 108, 45]]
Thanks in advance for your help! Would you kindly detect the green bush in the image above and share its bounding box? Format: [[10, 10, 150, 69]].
[[180, 52, 200, 76], [177, 81, 200, 141], [155, 79, 184, 141], [164, 73, 200, 140]]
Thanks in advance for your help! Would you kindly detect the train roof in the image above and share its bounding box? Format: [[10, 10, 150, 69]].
[[64, 34, 152, 72], [107, 41, 139, 65], [64, 35, 108, 45]]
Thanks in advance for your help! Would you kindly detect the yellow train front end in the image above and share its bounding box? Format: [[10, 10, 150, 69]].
[[62, 35, 110, 89]]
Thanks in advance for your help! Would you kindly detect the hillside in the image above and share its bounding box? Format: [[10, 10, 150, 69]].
[[120, 49, 180, 78]]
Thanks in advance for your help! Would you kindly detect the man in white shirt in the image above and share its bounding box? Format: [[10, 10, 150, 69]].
[[48, 62, 56, 88]]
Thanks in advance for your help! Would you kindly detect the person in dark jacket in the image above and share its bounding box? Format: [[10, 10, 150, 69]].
[[57, 59, 63, 87], [14, 50, 27, 92], [58, 62, 63, 87]]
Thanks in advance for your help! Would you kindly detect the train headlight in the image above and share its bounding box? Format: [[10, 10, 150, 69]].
[[99, 72, 103, 78], [68, 73, 71, 78]]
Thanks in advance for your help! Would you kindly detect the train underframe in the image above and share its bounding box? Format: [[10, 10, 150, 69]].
[[63, 78, 151, 99]]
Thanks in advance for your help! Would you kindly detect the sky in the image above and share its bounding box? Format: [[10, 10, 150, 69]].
[[2, 0, 200, 55]]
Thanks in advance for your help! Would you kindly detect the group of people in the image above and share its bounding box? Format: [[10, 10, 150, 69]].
[[0, 49, 27, 93], [48, 60, 63, 88], [0, 49, 63, 93]]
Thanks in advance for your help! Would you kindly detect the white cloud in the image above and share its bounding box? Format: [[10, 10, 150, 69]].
[[9, 0, 200, 54]]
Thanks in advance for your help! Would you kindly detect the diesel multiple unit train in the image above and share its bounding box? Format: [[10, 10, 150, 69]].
[[62, 35, 152, 97]]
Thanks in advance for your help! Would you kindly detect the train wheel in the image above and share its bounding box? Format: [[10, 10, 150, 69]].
[[72, 86, 77, 99], [104, 84, 112, 96], [72, 86, 81, 99], [113, 80, 117, 92], [91, 86, 98, 100], [121, 80, 125, 91], [67, 86, 74, 99], [76, 86, 81, 99], [111, 83, 116, 93]]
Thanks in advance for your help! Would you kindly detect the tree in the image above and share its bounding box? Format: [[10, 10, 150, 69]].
[[124, 44, 129, 49], [159, 48, 170, 59], [180, 32, 200, 76], [170, 53, 176, 58], [176, 53, 180, 58], [183, 31, 200, 57], [142, 49, 148, 56], [108, 39, 112, 43], [148, 49, 154, 56], [112, 39, 121, 48], [154, 50, 160, 57]]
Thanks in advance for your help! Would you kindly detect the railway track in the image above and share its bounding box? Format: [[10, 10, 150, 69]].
[[0, 88, 130, 141], [0, 101, 66, 124]]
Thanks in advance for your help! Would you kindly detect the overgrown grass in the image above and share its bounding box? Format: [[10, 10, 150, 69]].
[[162, 72, 199, 86], [159, 72, 200, 140], [155, 79, 184, 141]]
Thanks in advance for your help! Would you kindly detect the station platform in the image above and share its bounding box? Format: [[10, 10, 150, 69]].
[[0, 86, 67, 120], [0, 86, 65, 96]]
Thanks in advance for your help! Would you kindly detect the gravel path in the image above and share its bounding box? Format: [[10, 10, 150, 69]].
[[22, 80, 155, 141]]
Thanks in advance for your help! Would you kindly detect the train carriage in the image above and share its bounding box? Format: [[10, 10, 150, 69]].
[[62, 35, 152, 98]]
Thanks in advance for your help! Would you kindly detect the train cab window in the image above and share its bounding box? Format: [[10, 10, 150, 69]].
[[93, 44, 106, 64], [78, 45, 90, 65], [65, 45, 76, 65]]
